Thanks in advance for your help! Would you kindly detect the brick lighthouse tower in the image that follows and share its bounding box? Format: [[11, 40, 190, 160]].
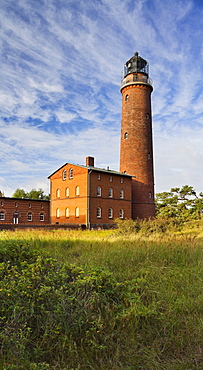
[[120, 52, 155, 219]]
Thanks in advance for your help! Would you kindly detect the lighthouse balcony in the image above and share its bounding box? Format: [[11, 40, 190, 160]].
[[121, 74, 153, 88]]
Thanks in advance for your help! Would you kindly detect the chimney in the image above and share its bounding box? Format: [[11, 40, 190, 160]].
[[86, 156, 94, 167]]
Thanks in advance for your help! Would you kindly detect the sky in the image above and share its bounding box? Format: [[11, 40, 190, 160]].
[[1, 0, 203, 197]]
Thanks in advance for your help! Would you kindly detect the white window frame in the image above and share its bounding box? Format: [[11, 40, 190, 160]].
[[62, 169, 67, 180], [108, 208, 113, 219], [65, 208, 69, 218], [0, 211, 5, 220], [28, 212, 32, 222], [69, 168, 73, 179], [75, 186, 80, 196], [120, 189, 124, 199], [75, 207, 79, 217], [109, 188, 113, 198], [119, 209, 124, 219], [97, 186, 101, 196], [40, 213, 44, 222], [97, 207, 101, 218]]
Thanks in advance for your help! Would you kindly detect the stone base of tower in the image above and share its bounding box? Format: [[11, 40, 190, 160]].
[[131, 180, 155, 219]]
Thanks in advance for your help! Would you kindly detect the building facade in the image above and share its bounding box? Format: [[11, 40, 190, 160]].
[[0, 197, 50, 225], [48, 156, 132, 228]]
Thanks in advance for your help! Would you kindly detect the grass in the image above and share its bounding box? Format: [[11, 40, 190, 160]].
[[1, 219, 203, 369]]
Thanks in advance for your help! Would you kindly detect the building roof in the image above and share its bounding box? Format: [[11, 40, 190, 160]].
[[48, 162, 133, 179], [0, 197, 49, 202]]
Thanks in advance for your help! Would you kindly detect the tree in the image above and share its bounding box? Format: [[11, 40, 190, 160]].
[[12, 188, 28, 199], [12, 188, 49, 200], [156, 185, 203, 220]]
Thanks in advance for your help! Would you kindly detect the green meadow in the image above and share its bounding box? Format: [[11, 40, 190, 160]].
[[1, 218, 203, 369]]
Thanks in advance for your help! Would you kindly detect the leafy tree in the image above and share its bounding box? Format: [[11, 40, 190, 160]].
[[12, 188, 49, 200], [12, 188, 28, 198], [156, 185, 203, 220]]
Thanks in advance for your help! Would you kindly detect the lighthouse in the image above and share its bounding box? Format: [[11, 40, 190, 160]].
[[120, 52, 155, 219]]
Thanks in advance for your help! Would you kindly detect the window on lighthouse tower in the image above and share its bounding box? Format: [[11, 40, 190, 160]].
[[124, 132, 128, 139]]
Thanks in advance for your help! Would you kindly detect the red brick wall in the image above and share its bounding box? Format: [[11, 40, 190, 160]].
[[49, 164, 88, 224], [89, 171, 132, 224], [0, 198, 50, 224], [120, 73, 155, 219]]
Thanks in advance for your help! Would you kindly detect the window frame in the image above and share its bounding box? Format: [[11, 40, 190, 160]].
[[40, 213, 44, 222], [109, 187, 113, 198], [120, 189, 124, 199], [97, 186, 101, 197], [75, 207, 80, 218], [75, 186, 80, 196], [28, 212, 32, 222], [65, 207, 69, 218], [0, 211, 5, 220], [119, 209, 124, 219], [62, 169, 67, 180], [69, 168, 73, 179], [108, 208, 113, 219], [97, 207, 102, 218]]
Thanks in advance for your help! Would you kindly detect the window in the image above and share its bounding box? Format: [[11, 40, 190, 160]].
[[0, 211, 5, 220], [65, 187, 69, 197], [109, 188, 113, 197], [1, 201, 4, 207], [120, 189, 124, 199], [56, 208, 60, 218], [41, 204, 44, 209], [108, 208, 113, 219], [110, 176, 112, 182], [29, 203, 32, 208], [40, 213, 44, 222], [125, 94, 129, 101], [75, 207, 79, 217], [56, 189, 60, 198], [120, 177, 123, 183], [62, 169, 67, 180], [97, 186, 101, 196], [149, 191, 152, 199], [65, 208, 69, 218], [148, 153, 151, 159], [28, 212, 32, 222], [124, 132, 128, 139], [97, 207, 101, 218], [69, 168, 73, 179], [98, 174, 101, 180], [75, 186, 80, 196], [15, 202, 18, 208], [119, 209, 124, 219]]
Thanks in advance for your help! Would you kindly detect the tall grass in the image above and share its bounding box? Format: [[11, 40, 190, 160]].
[[1, 220, 203, 369]]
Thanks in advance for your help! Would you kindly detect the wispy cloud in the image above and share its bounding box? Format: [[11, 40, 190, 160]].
[[1, 0, 203, 196]]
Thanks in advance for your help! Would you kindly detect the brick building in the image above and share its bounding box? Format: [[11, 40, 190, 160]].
[[48, 156, 132, 229], [0, 197, 50, 225]]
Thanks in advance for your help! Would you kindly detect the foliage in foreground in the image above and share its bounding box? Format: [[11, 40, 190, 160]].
[[0, 232, 203, 369]]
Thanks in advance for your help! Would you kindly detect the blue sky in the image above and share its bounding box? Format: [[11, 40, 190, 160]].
[[1, 0, 203, 196]]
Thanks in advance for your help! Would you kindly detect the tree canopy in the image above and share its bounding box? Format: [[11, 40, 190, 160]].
[[156, 185, 203, 220], [12, 188, 49, 200]]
